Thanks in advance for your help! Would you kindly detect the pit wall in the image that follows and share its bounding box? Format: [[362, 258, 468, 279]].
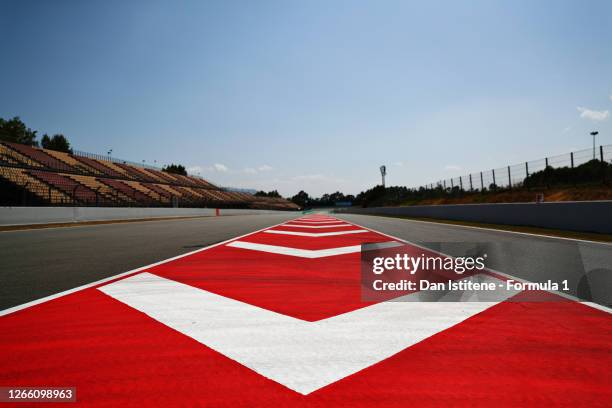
[[334, 201, 612, 234], [0, 207, 295, 226]]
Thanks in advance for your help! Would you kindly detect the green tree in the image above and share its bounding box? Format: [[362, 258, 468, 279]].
[[162, 164, 187, 176], [41, 134, 72, 153], [290, 190, 311, 207], [255, 190, 281, 198], [0, 116, 38, 146]]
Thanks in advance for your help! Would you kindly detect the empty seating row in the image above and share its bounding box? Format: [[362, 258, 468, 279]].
[[0, 141, 220, 189], [0, 141, 298, 209], [43, 149, 97, 174], [0, 167, 72, 204], [29, 170, 99, 204], [1, 165, 300, 209], [3, 142, 69, 171]]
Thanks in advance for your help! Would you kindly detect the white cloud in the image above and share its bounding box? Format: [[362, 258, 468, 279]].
[[562, 127, 571, 133], [293, 174, 329, 182], [242, 165, 274, 175], [291, 173, 345, 185], [577, 107, 609, 121], [187, 165, 203, 175], [394, 161, 404, 167], [444, 165, 462, 171], [211, 163, 228, 172]]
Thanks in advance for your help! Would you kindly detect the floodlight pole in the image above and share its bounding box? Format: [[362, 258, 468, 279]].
[[380, 165, 387, 187]]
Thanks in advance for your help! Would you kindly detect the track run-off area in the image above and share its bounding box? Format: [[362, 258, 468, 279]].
[[1, 214, 611, 406]]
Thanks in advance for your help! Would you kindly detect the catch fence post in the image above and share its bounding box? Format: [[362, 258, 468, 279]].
[[507, 166, 511, 190], [525, 162, 530, 191], [525, 162, 529, 177], [545, 158, 550, 189], [601, 146, 606, 184]]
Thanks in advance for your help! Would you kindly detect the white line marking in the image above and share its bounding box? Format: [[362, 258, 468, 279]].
[[482, 267, 612, 314], [264, 229, 368, 237], [334, 215, 612, 314], [345, 213, 612, 246], [0, 217, 301, 317], [289, 220, 346, 224], [99, 272, 516, 395], [226, 240, 401, 258], [282, 223, 352, 229]]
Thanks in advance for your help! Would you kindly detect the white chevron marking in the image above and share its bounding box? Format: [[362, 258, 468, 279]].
[[264, 229, 368, 237], [226, 240, 401, 257], [289, 220, 346, 224], [99, 272, 518, 395], [282, 223, 352, 229]]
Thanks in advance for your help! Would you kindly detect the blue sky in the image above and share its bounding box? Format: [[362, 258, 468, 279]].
[[1, 0, 611, 196]]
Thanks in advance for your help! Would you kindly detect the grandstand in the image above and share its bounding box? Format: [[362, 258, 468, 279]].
[[0, 141, 298, 210]]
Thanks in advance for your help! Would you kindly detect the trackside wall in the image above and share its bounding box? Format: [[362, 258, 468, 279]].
[[0, 207, 294, 226], [335, 201, 612, 234]]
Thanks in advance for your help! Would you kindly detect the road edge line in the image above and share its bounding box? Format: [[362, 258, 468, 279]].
[[342, 213, 612, 246], [0, 216, 298, 317], [336, 215, 612, 315]]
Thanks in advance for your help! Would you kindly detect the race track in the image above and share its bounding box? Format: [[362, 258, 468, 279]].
[[2, 212, 610, 310], [0, 213, 610, 406]]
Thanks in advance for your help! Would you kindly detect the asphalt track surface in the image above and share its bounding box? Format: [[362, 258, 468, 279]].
[[0, 214, 296, 310], [336, 214, 612, 306], [1, 212, 610, 311], [0, 214, 610, 406]]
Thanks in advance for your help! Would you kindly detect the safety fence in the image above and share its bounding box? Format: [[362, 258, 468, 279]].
[[419, 145, 612, 191]]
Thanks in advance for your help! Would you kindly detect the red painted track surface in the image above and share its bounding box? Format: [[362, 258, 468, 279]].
[[1, 215, 610, 407]]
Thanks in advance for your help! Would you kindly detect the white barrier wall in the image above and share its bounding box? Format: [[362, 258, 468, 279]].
[[0, 207, 293, 226]]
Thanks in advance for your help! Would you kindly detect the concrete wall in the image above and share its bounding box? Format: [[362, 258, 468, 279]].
[[0, 207, 293, 226], [335, 201, 612, 234]]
